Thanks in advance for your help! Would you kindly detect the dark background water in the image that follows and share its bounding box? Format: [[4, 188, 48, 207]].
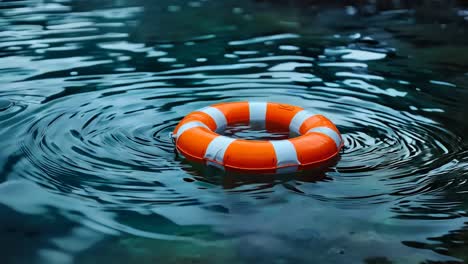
[[1, 0, 468, 263]]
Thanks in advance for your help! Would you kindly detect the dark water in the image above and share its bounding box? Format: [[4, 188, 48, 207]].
[[1, 0, 468, 263]]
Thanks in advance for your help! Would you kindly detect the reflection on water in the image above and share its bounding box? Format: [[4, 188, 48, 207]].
[[0, 0, 467, 263]]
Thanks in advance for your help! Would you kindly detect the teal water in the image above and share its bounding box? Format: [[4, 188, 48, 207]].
[[1, 1, 468, 263]]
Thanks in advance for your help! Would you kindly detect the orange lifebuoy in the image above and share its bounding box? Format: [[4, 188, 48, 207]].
[[173, 102, 343, 173]]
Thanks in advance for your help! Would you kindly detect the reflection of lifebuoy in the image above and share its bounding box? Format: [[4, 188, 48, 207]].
[[173, 102, 343, 173]]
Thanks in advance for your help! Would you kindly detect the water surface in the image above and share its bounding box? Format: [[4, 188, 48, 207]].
[[1, 1, 468, 263]]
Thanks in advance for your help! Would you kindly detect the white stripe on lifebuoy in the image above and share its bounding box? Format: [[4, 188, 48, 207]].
[[204, 136, 235, 163], [200, 106, 227, 132], [289, 110, 315, 135], [270, 140, 300, 167], [176, 121, 208, 139], [306, 127, 342, 149], [249, 101, 267, 127]]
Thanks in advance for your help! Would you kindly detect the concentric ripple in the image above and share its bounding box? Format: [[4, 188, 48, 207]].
[[13, 68, 464, 208], [17, 90, 187, 208]]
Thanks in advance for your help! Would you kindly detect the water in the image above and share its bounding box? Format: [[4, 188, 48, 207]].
[[1, 0, 467, 263]]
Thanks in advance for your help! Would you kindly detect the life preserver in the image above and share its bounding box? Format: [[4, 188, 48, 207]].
[[173, 102, 342, 173]]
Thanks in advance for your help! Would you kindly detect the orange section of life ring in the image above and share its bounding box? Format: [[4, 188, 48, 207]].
[[172, 102, 343, 173]]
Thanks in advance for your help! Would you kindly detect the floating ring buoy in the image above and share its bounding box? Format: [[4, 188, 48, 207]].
[[173, 102, 343, 173]]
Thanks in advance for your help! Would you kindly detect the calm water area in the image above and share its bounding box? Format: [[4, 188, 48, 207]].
[[0, 1, 468, 263]]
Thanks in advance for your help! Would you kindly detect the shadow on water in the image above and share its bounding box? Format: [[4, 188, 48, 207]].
[[0, 0, 468, 263], [180, 159, 332, 191]]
